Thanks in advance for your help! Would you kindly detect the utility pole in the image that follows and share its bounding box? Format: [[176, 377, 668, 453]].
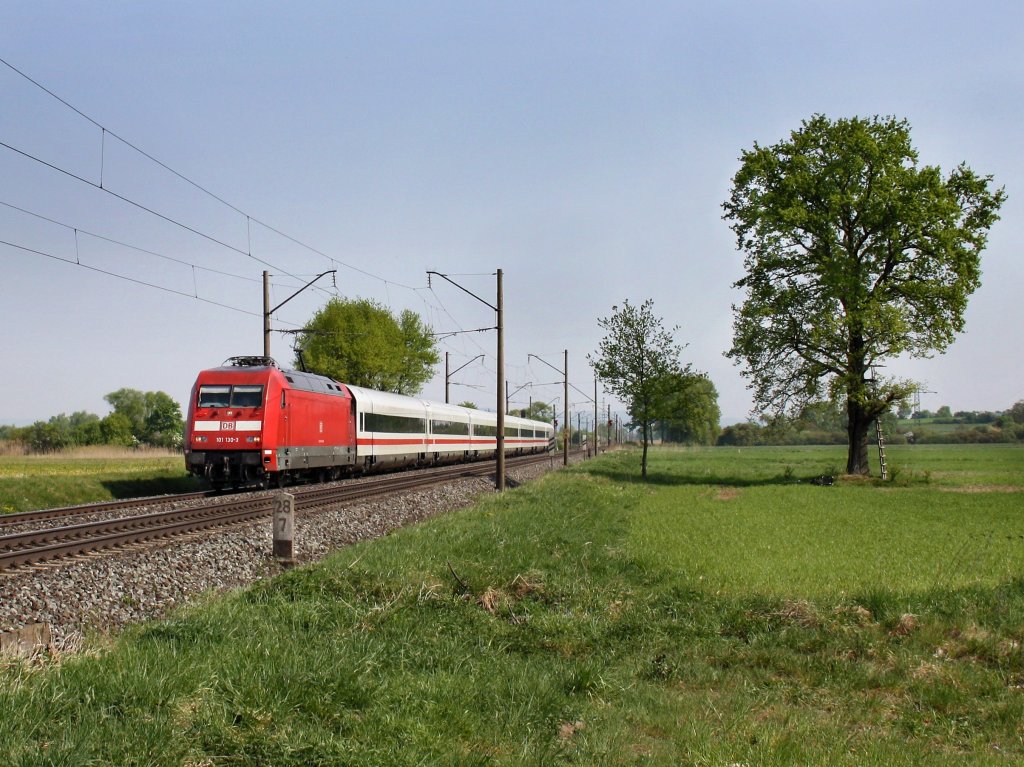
[[497, 269, 505, 489], [594, 379, 599, 456], [507, 380, 532, 415], [427, 269, 505, 491], [528, 350, 569, 467], [564, 349, 569, 464], [445, 352, 483, 404], [263, 269, 336, 359], [263, 271, 271, 357]]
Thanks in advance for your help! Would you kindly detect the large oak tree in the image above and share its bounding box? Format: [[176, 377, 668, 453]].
[[723, 115, 1005, 474]]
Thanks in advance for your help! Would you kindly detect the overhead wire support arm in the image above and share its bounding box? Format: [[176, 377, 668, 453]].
[[445, 353, 485, 404], [527, 354, 564, 378], [449, 354, 485, 378], [427, 271, 498, 312], [570, 382, 595, 402], [264, 270, 336, 357], [429, 326, 497, 339], [506, 380, 534, 415], [528, 351, 570, 467], [427, 269, 506, 491], [268, 270, 337, 315]]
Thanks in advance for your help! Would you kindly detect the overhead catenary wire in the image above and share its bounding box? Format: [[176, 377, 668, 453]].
[[0, 198, 335, 320], [0, 137, 295, 277], [0, 237, 274, 320], [3, 59, 579, 392], [0, 55, 418, 292], [0, 58, 595, 428], [1, 58, 520, 362], [0, 199, 260, 284]]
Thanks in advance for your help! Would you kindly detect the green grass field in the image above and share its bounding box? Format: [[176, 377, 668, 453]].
[[0, 448, 199, 513], [1, 444, 1022, 765]]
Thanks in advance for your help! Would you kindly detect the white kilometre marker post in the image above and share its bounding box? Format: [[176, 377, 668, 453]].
[[273, 492, 295, 565]]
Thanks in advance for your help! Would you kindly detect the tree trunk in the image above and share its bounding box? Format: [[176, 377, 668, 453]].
[[846, 401, 872, 476], [641, 422, 649, 480]]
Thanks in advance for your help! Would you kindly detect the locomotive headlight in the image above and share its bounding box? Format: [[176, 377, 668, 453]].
[[246, 436, 260, 443], [195, 436, 208, 443]]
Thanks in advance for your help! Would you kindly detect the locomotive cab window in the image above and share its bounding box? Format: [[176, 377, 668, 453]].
[[198, 384, 265, 409], [198, 385, 231, 408], [231, 385, 264, 408]]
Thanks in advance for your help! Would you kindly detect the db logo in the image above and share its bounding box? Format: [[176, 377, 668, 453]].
[[221, 421, 236, 431]]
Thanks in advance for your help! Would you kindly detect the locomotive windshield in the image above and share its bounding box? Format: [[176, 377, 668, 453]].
[[198, 384, 264, 408], [231, 385, 264, 407]]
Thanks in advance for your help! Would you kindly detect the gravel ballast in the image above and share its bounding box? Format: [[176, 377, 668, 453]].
[[0, 460, 561, 652]]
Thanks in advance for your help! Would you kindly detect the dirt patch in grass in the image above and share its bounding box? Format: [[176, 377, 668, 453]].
[[773, 599, 820, 628], [714, 488, 741, 501], [837, 474, 874, 485]]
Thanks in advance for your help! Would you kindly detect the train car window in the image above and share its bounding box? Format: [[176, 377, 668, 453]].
[[505, 426, 519, 437], [231, 385, 264, 408], [364, 413, 426, 434], [474, 424, 498, 437], [198, 385, 231, 408], [431, 419, 469, 436]]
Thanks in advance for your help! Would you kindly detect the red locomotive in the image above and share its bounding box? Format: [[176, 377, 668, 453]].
[[184, 356, 552, 489]]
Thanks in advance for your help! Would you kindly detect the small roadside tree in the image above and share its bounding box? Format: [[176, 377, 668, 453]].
[[589, 299, 689, 479], [298, 298, 440, 395], [723, 114, 1005, 475]]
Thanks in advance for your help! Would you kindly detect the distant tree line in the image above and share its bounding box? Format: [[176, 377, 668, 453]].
[[718, 400, 1024, 446], [0, 389, 185, 453]]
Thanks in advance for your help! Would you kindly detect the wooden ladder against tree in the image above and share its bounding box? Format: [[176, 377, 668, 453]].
[[875, 419, 888, 480]]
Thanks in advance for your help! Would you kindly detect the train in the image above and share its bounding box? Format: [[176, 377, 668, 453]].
[[184, 356, 555, 489]]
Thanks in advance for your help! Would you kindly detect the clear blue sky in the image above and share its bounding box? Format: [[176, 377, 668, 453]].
[[2, 1, 1021, 426]]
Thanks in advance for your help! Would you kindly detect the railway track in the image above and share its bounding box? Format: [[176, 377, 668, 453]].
[[0, 452, 562, 572], [0, 490, 215, 528]]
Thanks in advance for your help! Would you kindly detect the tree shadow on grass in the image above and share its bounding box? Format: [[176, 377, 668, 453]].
[[582, 465, 839, 489], [101, 476, 205, 500]]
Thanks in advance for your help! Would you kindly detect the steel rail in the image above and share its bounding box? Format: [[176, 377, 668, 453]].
[[0, 490, 215, 527], [0, 452, 565, 572], [0, 504, 274, 571]]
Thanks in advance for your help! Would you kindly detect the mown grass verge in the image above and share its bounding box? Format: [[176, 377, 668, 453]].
[[1, 444, 1022, 764]]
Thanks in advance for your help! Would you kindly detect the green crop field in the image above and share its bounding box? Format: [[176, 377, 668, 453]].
[[1, 444, 1022, 765]]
